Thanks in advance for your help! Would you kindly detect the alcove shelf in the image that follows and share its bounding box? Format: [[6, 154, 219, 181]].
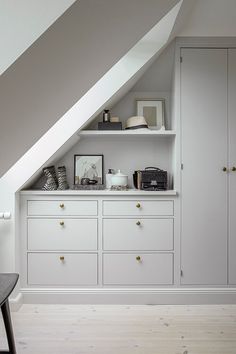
[[20, 189, 177, 196], [78, 130, 176, 137]]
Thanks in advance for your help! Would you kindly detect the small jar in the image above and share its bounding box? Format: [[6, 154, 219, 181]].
[[103, 109, 111, 122], [111, 170, 128, 186], [106, 169, 114, 189]]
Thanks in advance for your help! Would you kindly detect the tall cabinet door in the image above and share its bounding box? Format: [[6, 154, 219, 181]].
[[181, 48, 228, 285], [228, 49, 236, 284]]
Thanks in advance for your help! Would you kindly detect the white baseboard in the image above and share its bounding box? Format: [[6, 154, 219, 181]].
[[21, 287, 236, 305], [10, 292, 23, 311]]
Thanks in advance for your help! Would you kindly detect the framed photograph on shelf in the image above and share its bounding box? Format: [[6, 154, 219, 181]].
[[136, 99, 165, 130], [74, 154, 104, 185]]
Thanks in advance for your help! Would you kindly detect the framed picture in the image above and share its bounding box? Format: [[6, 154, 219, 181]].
[[136, 99, 165, 130], [74, 155, 104, 185]]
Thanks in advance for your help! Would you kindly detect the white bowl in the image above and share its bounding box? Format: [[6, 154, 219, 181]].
[[111, 170, 128, 186]]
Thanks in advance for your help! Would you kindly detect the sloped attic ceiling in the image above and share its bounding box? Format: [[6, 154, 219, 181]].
[[0, 0, 180, 178], [0, 0, 76, 74], [1, 0, 183, 192]]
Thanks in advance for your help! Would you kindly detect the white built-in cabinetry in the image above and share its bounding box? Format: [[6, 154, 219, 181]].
[[19, 39, 236, 304], [180, 47, 236, 285], [228, 49, 236, 285], [20, 192, 176, 300]]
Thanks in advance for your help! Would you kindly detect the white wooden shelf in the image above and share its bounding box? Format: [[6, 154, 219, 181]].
[[20, 189, 177, 196], [78, 130, 176, 137]]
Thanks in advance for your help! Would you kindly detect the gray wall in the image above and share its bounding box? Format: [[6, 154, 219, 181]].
[[0, 0, 178, 177]]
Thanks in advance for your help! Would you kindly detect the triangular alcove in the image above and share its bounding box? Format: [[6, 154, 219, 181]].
[[27, 40, 177, 190]]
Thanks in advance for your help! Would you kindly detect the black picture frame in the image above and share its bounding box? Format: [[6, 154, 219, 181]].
[[74, 154, 104, 185]]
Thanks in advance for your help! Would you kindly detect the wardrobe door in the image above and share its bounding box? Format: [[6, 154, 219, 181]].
[[228, 49, 236, 284], [181, 48, 228, 285]]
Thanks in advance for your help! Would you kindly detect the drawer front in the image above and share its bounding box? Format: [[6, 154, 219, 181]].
[[103, 218, 173, 251], [28, 253, 97, 285], [28, 200, 97, 216], [103, 200, 173, 216], [103, 253, 173, 285], [28, 218, 97, 251]]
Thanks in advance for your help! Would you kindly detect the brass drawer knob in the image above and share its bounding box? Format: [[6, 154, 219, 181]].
[[59, 221, 64, 226], [136, 221, 141, 226], [60, 203, 65, 209], [136, 256, 141, 262], [59, 256, 65, 261], [222, 167, 228, 172], [232, 166, 236, 172], [136, 203, 141, 208]]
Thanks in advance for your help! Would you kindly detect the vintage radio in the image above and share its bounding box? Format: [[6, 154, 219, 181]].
[[133, 167, 168, 191]]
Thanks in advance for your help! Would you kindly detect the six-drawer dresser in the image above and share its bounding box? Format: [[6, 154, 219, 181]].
[[20, 190, 177, 303]]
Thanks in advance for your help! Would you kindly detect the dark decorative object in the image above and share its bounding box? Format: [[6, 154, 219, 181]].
[[81, 178, 98, 185], [57, 166, 69, 190], [42, 166, 58, 190], [74, 155, 104, 185], [133, 167, 168, 191], [98, 121, 122, 130]]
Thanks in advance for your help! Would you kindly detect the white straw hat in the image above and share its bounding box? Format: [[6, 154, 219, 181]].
[[125, 116, 149, 130]]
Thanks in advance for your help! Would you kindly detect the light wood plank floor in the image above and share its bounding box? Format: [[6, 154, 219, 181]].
[[1, 305, 236, 354]]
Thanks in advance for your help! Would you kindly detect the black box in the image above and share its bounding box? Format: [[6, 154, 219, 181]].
[[98, 122, 122, 130]]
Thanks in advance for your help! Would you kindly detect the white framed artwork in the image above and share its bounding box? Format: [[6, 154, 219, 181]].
[[136, 99, 165, 130], [74, 154, 104, 185]]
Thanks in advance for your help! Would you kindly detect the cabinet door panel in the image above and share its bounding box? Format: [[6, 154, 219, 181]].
[[228, 49, 236, 284], [181, 48, 228, 285]]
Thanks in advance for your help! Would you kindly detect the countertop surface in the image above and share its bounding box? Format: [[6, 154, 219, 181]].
[[20, 189, 177, 196]]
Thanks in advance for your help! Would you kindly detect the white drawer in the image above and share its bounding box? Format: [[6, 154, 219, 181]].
[[28, 218, 97, 251], [28, 253, 97, 285], [103, 200, 173, 216], [28, 200, 97, 216], [103, 253, 173, 285], [103, 218, 173, 251]]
